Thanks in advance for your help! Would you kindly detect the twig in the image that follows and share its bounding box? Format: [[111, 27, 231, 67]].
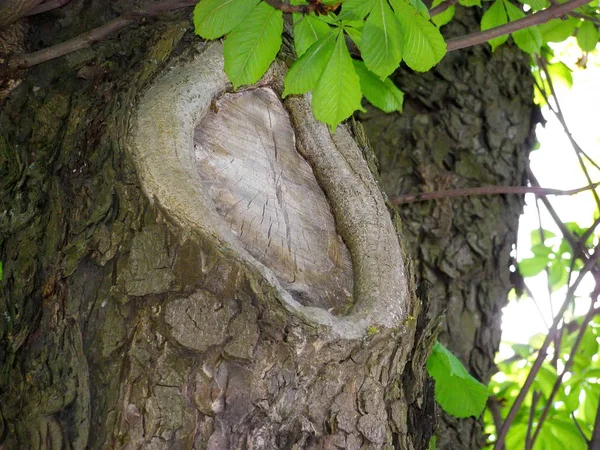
[[488, 397, 506, 450], [6, 0, 197, 71], [590, 392, 600, 449], [570, 11, 600, 25], [527, 170, 584, 259], [570, 412, 590, 443], [538, 55, 600, 210], [25, 0, 73, 16], [525, 391, 541, 450], [446, 0, 591, 52], [493, 242, 600, 450], [430, 0, 458, 17], [390, 181, 600, 205]]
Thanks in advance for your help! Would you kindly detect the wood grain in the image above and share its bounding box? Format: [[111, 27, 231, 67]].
[[194, 88, 353, 312]]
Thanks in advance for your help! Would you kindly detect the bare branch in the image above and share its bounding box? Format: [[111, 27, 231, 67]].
[[390, 181, 600, 205], [570, 11, 600, 25], [447, 0, 592, 52], [5, 0, 197, 71], [430, 0, 458, 17], [25, 0, 73, 16]]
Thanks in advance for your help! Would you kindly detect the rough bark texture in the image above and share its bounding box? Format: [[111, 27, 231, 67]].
[[0, 2, 534, 449], [360, 7, 535, 449], [0, 2, 429, 449]]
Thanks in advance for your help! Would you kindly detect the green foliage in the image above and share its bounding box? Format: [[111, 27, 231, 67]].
[[193, 0, 600, 130], [431, 0, 455, 27], [193, 0, 259, 39], [427, 341, 490, 418], [312, 30, 364, 131], [481, 0, 509, 52], [538, 18, 578, 43], [194, 0, 453, 129], [223, 2, 283, 88], [389, 0, 447, 72], [361, 0, 403, 79], [353, 60, 404, 113], [293, 14, 331, 57], [577, 20, 600, 52], [487, 314, 600, 449]]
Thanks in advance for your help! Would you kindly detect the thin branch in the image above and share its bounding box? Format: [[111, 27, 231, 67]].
[[570, 11, 600, 25], [527, 169, 584, 259], [590, 392, 600, 449], [5, 0, 197, 71], [447, 0, 591, 52], [430, 0, 458, 17], [25, 0, 73, 16], [488, 397, 506, 450], [493, 243, 600, 450], [390, 181, 600, 205], [570, 412, 590, 444], [538, 55, 600, 209], [525, 391, 541, 450]]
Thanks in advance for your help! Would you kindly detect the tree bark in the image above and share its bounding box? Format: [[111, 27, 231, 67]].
[[0, 1, 534, 449], [360, 7, 535, 449]]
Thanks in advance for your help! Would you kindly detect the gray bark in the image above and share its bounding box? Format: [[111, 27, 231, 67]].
[[0, 1, 534, 449], [360, 7, 535, 449]]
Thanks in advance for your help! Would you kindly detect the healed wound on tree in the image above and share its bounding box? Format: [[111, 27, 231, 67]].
[[195, 87, 354, 312], [130, 42, 411, 338]]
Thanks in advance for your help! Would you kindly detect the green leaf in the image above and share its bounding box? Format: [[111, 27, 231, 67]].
[[194, 0, 259, 39], [539, 18, 578, 43], [293, 15, 332, 57], [531, 243, 553, 257], [548, 259, 568, 290], [390, 0, 447, 72], [519, 256, 548, 277], [504, 1, 542, 54], [361, 0, 404, 78], [460, 0, 481, 6], [339, 0, 376, 20], [511, 343, 533, 358], [312, 30, 364, 131], [344, 21, 364, 44], [409, 0, 431, 18], [577, 328, 599, 359], [224, 2, 283, 89], [530, 229, 555, 246], [283, 31, 336, 97], [577, 21, 599, 52], [481, 0, 509, 52], [431, 0, 456, 27], [546, 61, 573, 89], [516, 0, 549, 11], [427, 342, 490, 418], [535, 363, 558, 398], [353, 60, 404, 113]]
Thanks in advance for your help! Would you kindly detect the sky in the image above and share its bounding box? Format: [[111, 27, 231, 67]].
[[500, 40, 600, 350]]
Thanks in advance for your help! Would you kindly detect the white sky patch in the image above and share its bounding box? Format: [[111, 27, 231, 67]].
[[501, 42, 600, 351]]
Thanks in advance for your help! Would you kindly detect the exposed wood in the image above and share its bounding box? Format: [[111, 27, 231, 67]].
[[195, 88, 353, 312]]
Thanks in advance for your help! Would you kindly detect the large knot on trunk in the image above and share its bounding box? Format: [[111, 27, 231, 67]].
[[129, 41, 411, 340]]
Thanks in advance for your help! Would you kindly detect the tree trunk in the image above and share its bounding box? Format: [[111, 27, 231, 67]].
[[0, 2, 534, 449], [360, 7, 535, 449]]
